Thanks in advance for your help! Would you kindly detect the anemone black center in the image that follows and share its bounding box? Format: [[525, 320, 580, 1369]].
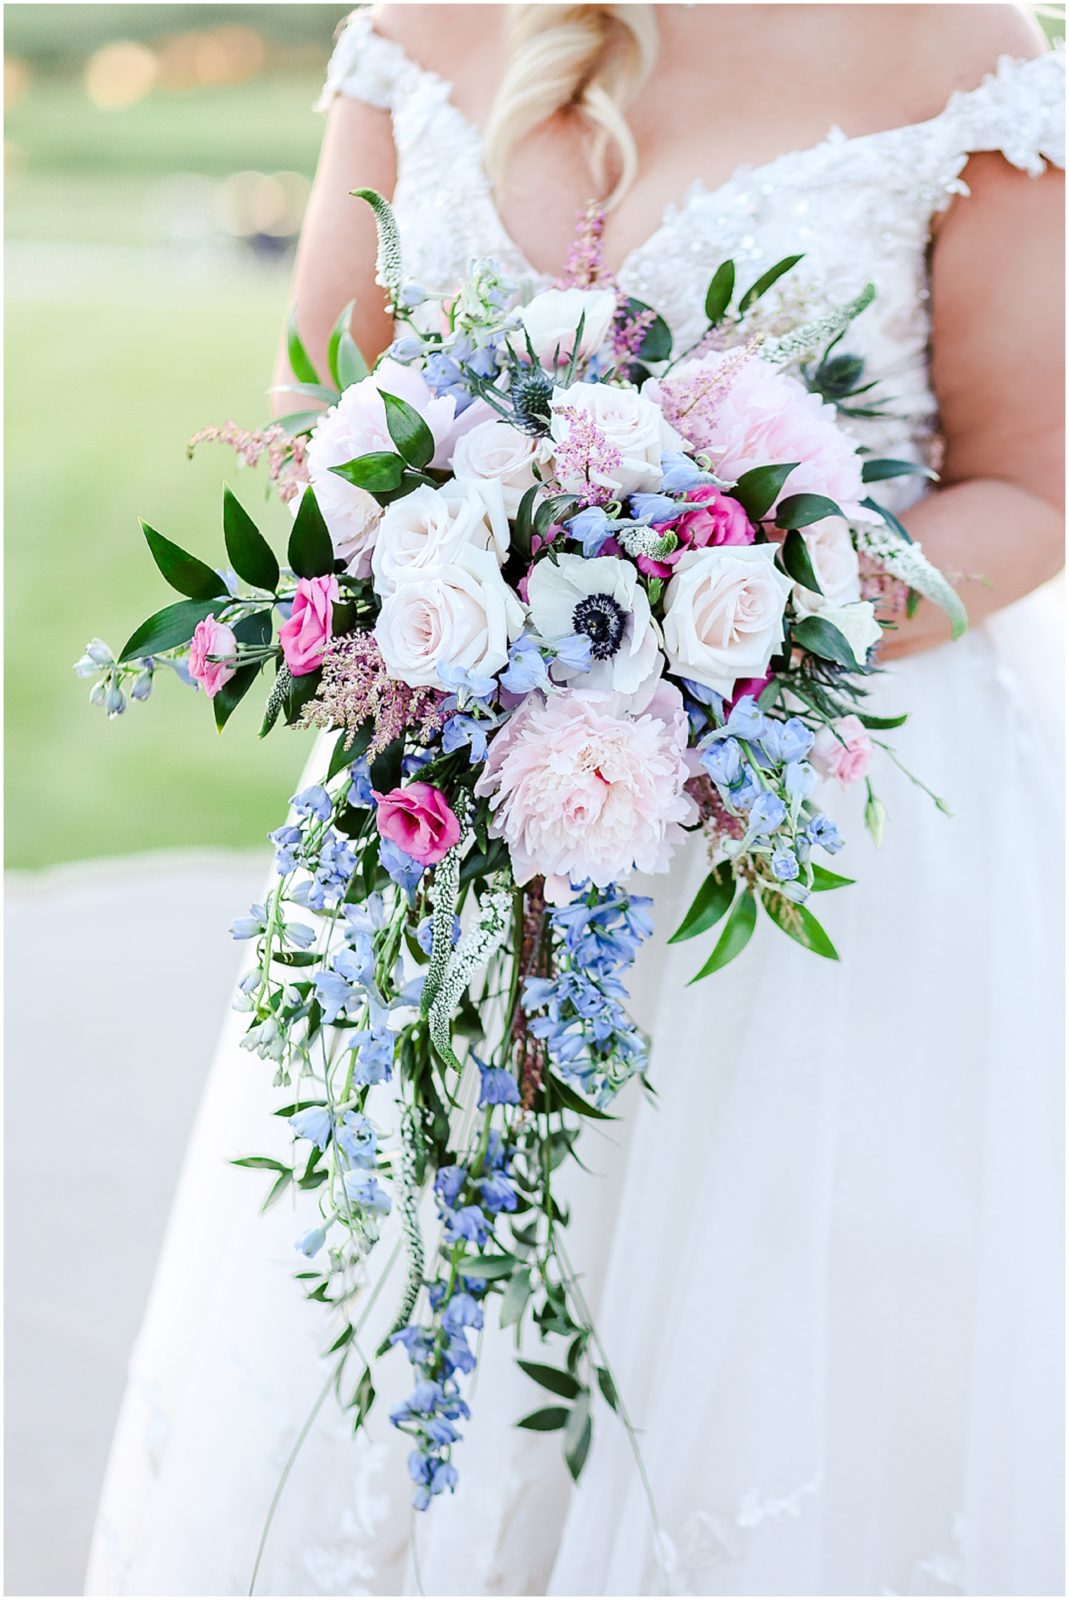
[[572, 593, 627, 660]]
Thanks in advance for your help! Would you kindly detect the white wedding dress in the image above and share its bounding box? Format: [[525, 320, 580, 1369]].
[[85, 16, 1065, 1597]]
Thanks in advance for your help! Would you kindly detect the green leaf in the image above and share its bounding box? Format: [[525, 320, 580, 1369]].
[[231, 1155, 289, 1171], [140, 521, 225, 601], [326, 300, 357, 389], [213, 661, 261, 731], [704, 259, 736, 325], [379, 390, 435, 470], [351, 1364, 376, 1431], [774, 493, 843, 530], [779, 528, 822, 593], [533, 1072, 617, 1122], [596, 1366, 619, 1411], [761, 891, 840, 959], [856, 710, 908, 730], [337, 331, 370, 389], [810, 864, 856, 891], [327, 723, 372, 779], [517, 1359, 583, 1400], [223, 487, 279, 591], [564, 1392, 593, 1481], [860, 457, 937, 484], [791, 615, 860, 670], [668, 862, 734, 944], [118, 598, 222, 663], [457, 1254, 520, 1281], [329, 452, 406, 494], [286, 307, 320, 385], [517, 1406, 569, 1432], [500, 1267, 532, 1329], [730, 462, 798, 522], [288, 487, 335, 578], [689, 889, 757, 983], [259, 1169, 291, 1213], [739, 253, 804, 313], [274, 409, 327, 436]]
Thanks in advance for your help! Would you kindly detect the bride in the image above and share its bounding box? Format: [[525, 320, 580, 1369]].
[[86, 4, 1064, 1595]]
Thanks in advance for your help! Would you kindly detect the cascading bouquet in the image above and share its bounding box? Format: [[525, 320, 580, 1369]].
[[77, 194, 965, 1514]]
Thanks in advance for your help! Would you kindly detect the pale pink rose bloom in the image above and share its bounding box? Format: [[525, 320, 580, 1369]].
[[279, 575, 339, 677], [188, 616, 238, 699], [306, 363, 491, 577], [811, 714, 873, 785], [653, 354, 868, 519], [474, 682, 696, 890], [373, 782, 461, 866]]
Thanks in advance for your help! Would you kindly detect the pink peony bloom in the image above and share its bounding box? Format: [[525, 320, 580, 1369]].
[[279, 575, 339, 677], [653, 353, 868, 519], [188, 615, 238, 700], [638, 486, 755, 579], [811, 714, 873, 785], [374, 782, 461, 866], [474, 682, 696, 890]]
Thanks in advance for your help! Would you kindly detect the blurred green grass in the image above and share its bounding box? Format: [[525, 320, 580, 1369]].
[[4, 13, 340, 868], [4, 270, 316, 867]]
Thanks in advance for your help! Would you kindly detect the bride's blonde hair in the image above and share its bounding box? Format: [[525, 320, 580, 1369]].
[[484, 4, 659, 206]]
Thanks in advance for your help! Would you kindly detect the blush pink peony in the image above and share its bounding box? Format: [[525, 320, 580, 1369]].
[[810, 715, 873, 785], [188, 615, 238, 699], [638, 485, 755, 579], [374, 782, 461, 866], [653, 353, 868, 519], [474, 682, 696, 892], [279, 575, 339, 677]]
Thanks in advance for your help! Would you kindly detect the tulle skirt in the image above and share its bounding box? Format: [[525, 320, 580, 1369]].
[[85, 584, 1064, 1598]]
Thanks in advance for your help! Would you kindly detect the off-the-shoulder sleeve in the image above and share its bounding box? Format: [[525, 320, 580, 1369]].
[[315, 7, 419, 113], [940, 49, 1065, 183]]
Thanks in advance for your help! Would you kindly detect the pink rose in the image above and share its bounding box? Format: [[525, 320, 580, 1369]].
[[279, 575, 339, 677], [638, 486, 755, 579], [727, 673, 772, 710], [811, 715, 873, 785], [188, 615, 238, 700], [374, 782, 461, 866]]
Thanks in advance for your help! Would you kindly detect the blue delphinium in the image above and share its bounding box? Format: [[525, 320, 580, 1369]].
[[390, 1136, 516, 1509], [523, 883, 653, 1106]]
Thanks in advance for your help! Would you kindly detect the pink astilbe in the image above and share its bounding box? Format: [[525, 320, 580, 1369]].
[[550, 405, 623, 507], [612, 304, 656, 365], [858, 550, 909, 619], [557, 203, 610, 289], [188, 421, 310, 504], [297, 630, 447, 756], [654, 339, 761, 444]]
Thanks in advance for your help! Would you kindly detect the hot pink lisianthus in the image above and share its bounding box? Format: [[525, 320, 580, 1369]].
[[279, 575, 339, 677], [811, 715, 873, 785], [374, 782, 461, 866], [638, 486, 755, 579], [652, 353, 868, 519], [188, 615, 238, 699], [474, 682, 696, 894]]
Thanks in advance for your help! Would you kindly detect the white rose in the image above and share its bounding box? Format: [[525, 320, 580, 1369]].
[[809, 600, 883, 666], [550, 382, 683, 498], [451, 417, 553, 516], [374, 544, 526, 689], [526, 552, 663, 698], [303, 407, 382, 580], [793, 516, 862, 610], [371, 480, 508, 599], [511, 287, 617, 366], [662, 544, 793, 696]]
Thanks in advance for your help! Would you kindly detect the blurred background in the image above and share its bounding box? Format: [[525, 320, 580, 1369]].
[[4, 7, 349, 1594], [3, 4, 1064, 1596]]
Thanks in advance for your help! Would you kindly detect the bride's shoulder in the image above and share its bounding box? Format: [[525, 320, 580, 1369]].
[[896, 4, 1049, 101], [370, 3, 504, 75]]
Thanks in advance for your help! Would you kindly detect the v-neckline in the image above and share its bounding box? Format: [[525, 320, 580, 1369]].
[[365, 17, 1046, 284]]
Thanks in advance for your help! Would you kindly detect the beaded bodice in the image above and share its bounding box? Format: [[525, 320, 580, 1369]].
[[320, 11, 1064, 486]]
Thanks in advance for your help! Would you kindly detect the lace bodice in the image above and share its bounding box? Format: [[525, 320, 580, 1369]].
[[320, 11, 1063, 485]]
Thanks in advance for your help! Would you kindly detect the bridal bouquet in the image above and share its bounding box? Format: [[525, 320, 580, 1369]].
[[78, 195, 964, 1514]]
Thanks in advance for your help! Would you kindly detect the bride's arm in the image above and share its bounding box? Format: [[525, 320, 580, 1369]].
[[270, 97, 399, 411], [883, 150, 1064, 658]]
